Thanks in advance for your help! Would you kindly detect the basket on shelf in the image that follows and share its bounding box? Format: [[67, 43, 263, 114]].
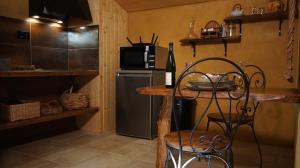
[[41, 99, 63, 115], [0, 100, 40, 122], [267, 0, 284, 13], [201, 20, 221, 39], [60, 89, 89, 110]]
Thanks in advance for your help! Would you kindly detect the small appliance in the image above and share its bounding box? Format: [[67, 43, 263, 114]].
[[120, 45, 168, 70]]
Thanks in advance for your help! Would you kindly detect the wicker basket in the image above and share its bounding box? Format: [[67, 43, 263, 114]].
[[41, 100, 63, 115], [201, 20, 221, 39], [61, 92, 89, 110], [0, 101, 40, 122]]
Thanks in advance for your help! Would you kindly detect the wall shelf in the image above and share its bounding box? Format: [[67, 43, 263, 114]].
[[0, 70, 99, 78], [224, 11, 289, 36], [180, 36, 241, 57], [224, 11, 288, 23], [0, 107, 98, 131]]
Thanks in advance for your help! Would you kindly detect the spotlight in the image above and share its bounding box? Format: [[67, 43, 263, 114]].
[[57, 20, 63, 24], [32, 15, 40, 19], [26, 18, 39, 23], [49, 23, 62, 28], [80, 26, 86, 30]]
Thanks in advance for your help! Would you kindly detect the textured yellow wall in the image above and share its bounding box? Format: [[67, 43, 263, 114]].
[[128, 0, 299, 146]]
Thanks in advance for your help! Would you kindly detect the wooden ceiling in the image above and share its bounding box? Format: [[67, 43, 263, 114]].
[[115, 0, 216, 12]]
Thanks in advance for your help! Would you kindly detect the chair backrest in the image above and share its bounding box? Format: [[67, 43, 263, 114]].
[[172, 57, 250, 153], [244, 64, 266, 89], [235, 64, 266, 118]]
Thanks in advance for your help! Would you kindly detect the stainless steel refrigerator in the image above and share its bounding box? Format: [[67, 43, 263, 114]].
[[116, 70, 164, 139]]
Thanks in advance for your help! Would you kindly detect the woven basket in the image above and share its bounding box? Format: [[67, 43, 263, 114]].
[[0, 101, 40, 122], [201, 20, 221, 39], [61, 92, 89, 110], [41, 100, 63, 115]]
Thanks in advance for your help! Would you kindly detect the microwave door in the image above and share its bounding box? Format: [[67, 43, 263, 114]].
[[120, 47, 146, 69]]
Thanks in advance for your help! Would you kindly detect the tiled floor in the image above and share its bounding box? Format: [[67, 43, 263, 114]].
[[0, 131, 294, 168]]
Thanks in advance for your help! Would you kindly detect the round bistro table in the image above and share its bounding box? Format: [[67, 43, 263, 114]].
[[136, 85, 300, 168]]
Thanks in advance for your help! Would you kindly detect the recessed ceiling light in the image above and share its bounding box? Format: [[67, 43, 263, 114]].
[[80, 26, 86, 30], [26, 18, 39, 23], [57, 20, 63, 24], [32, 15, 40, 19], [49, 23, 62, 28]]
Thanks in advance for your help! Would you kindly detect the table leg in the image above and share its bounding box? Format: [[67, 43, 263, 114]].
[[156, 96, 172, 168]]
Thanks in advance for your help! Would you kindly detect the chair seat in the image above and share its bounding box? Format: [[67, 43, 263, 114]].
[[207, 113, 252, 123], [165, 131, 230, 153]]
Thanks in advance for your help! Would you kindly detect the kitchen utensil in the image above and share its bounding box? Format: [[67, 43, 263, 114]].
[[231, 4, 244, 16], [126, 37, 134, 46], [126, 34, 159, 47], [150, 33, 155, 44]]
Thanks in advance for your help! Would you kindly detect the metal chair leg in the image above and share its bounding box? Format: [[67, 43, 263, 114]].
[[164, 148, 171, 168], [250, 124, 262, 168], [210, 154, 231, 168], [207, 155, 212, 168]]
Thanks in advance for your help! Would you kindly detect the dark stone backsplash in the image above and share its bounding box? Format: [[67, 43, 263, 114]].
[[0, 16, 99, 71], [69, 48, 99, 70], [68, 26, 99, 49], [32, 46, 68, 70]]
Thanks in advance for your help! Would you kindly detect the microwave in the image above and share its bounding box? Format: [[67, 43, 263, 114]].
[[120, 45, 168, 70]]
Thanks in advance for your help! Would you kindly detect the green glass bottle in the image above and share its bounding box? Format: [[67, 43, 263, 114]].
[[165, 42, 176, 88]]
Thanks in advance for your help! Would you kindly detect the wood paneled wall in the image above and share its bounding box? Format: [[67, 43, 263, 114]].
[[0, 0, 28, 19], [115, 0, 216, 12], [78, 0, 128, 133], [295, 7, 300, 168], [99, 0, 128, 132]]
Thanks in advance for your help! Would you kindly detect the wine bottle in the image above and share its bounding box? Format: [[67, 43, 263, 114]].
[[165, 42, 176, 88]]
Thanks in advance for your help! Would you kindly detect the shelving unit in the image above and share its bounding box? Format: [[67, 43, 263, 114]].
[[180, 10, 298, 57], [224, 11, 289, 36], [0, 70, 99, 132], [180, 36, 241, 57], [0, 107, 98, 131], [0, 70, 99, 78]]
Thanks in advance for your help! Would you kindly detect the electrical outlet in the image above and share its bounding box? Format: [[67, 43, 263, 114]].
[[17, 31, 30, 39]]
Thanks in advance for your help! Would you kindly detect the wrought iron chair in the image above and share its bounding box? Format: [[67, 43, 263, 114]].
[[164, 57, 250, 168], [206, 64, 266, 168]]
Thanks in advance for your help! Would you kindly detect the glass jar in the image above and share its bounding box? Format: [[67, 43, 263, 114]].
[[227, 23, 237, 37], [186, 20, 198, 39]]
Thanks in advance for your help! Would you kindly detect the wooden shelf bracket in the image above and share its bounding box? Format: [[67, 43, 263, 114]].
[[180, 36, 241, 57], [222, 39, 228, 57], [279, 17, 283, 36], [191, 43, 196, 57]]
